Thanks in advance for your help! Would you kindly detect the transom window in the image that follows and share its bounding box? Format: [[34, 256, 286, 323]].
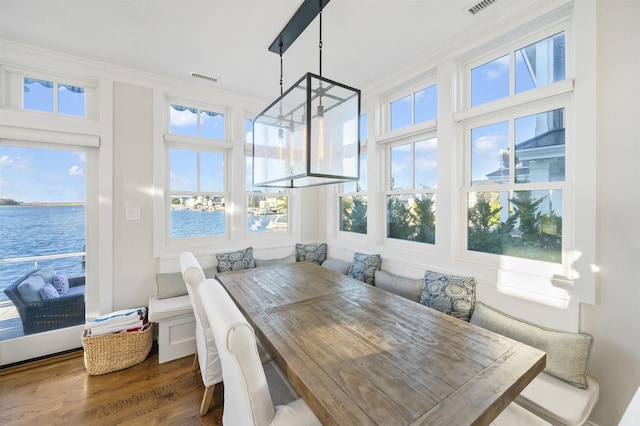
[[471, 32, 565, 107], [169, 104, 224, 139], [23, 77, 85, 117], [390, 85, 437, 131]]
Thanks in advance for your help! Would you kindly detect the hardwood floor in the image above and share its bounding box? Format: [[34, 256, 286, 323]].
[[0, 345, 224, 425]]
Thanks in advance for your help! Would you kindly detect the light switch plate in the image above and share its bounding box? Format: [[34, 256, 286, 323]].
[[126, 207, 141, 220]]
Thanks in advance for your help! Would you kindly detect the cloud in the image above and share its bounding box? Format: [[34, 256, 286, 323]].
[[170, 107, 198, 128], [68, 165, 84, 176], [0, 155, 27, 169]]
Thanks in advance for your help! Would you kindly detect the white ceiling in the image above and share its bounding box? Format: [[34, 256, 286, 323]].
[[1, 0, 521, 101]]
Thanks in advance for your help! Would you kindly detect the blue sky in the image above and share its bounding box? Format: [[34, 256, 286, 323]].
[[0, 146, 85, 203]]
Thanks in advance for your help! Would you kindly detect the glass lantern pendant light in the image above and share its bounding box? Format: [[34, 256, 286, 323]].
[[252, 0, 361, 188]]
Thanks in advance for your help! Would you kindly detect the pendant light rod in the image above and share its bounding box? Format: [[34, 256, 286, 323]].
[[269, 0, 331, 55], [318, 0, 323, 77]]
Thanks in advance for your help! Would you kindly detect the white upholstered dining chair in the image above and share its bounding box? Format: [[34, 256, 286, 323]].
[[179, 251, 222, 415], [198, 278, 321, 426]]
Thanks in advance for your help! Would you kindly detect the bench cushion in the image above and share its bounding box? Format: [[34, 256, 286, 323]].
[[470, 302, 593, 389], [321, 258, 351, 275], [516, 373, 599, 426], [255, 255, 296, 267], [374, 270, 422, 302], [148, 295, 192, 322]]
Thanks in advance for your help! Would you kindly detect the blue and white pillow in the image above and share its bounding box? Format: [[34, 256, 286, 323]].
[[53, 271, 69, 296], [295, 243, 327, 265], [40, 283, 61, 300], [347, 253, 381, 285], [216, 247, 256, 273], [420, 270, 476, 322]]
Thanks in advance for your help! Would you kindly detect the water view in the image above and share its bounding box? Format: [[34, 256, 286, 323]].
[[0, 205, 86, 301]]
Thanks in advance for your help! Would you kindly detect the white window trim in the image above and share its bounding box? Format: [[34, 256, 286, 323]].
[[336, 142, 369, 239], [452, 20, 594, 308], [165, 138, 230, 244], [380, 127, 438, 254], [2, 66, 100, 126], [153, 91, 236, 257]]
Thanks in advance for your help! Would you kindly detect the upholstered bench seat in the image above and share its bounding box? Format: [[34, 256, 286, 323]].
[[517, 373, 600, 426], [470, 301, 598, 425], [148, 294, 192, 321]]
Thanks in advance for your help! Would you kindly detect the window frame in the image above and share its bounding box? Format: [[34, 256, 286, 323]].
[[2, 66, 99, 122], [387, 82, 438, 133], [459, 94, 572, 278], [336, 113, 369, 238], [464, 23, 571, 109], [159, 97, 232, 250], [380, 124, 438, 252], [337, 148, 369, 237], [453, 21, 586, 304]]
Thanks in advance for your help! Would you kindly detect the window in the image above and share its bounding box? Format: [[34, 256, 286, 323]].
[[23, 77, 86, 117], [0, 145, 87, 338], [463, 31, 569, 268], [466, 108, 565, 263], [390, 85, 437, 131], [386, 137, 437, 244], [169, 104, 224, 139], [471, 32, 565, 107], [245, 119, 289, 233], [339, 114, 368, 235], [166, 102, 227, 240]]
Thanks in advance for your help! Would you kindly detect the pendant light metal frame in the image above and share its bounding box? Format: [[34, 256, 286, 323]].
[[252, 0, 361, 188]]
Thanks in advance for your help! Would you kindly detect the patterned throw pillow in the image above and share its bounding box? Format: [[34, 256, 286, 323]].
[[216, 247, 256, 273], [53, 271, 69, 296], [347, 253, 382, 285], [40, 283, 61, 300], [420, 270, 476, 322], [295, 243, 327, 265]]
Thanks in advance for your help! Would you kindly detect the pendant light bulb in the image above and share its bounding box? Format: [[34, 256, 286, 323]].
[[317, 104, 325, 169]]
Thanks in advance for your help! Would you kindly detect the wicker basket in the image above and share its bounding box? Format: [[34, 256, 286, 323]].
[[82, 323, 153, 375]]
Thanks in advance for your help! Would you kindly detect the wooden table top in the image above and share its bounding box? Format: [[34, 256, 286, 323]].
[[216, 262, 545, 426]]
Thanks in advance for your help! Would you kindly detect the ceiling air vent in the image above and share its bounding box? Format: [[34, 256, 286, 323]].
[[466, 0, 497, 15], [190, 71, 218, 83]]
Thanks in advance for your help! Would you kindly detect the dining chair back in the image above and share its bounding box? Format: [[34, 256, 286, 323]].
[[179, 251, 222, 415], [198, 278, 321, 426]]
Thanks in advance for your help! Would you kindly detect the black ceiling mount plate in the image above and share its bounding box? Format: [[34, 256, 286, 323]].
[[269, 0, 331, 55]]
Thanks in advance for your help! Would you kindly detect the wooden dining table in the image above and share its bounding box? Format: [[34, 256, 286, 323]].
[[215, 262, 546, 426]]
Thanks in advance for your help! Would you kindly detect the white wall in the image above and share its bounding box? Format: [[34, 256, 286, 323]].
[[581, 1, 640, 424], [112, 82, 157, 309]]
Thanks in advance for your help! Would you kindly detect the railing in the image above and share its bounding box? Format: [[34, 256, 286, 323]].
[[0, 252, 85, 268]]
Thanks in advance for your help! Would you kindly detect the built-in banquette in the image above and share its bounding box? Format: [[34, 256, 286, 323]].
[[148, 244, 598, 425]]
